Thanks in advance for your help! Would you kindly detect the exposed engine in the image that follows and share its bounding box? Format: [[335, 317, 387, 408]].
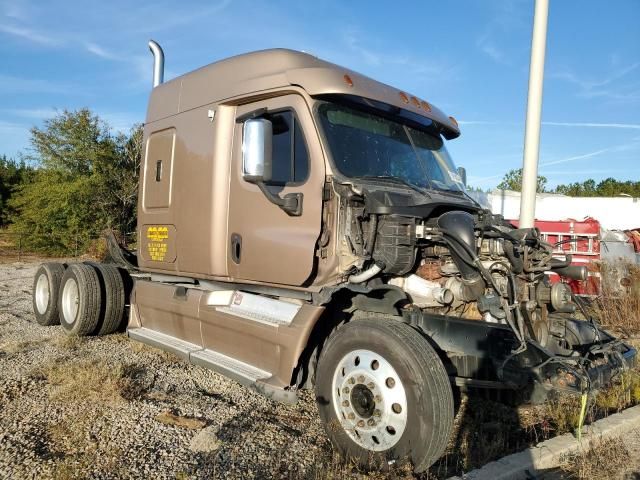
[[339, 196, 592, 356]]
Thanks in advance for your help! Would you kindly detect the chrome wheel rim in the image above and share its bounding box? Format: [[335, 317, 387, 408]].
[[331, 349, 408, 451], [35, 273, 50, 314], [61, 278, 79, 324]]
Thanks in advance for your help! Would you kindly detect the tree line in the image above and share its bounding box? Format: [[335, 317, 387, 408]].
[[1, 109, 637, 254], [495, 168, 640, 196], [1, 109, 142, 254]]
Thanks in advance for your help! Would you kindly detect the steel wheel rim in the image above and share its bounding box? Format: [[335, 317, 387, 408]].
[[331, 349, 408, 451], [35, 273, 50, 314], [61, 278, 79, 325]]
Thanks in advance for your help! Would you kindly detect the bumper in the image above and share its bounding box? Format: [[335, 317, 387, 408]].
[[405, 310, 637, 402]]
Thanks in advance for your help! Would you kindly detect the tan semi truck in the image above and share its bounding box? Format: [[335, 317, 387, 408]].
[[32, 40, 636, 471]]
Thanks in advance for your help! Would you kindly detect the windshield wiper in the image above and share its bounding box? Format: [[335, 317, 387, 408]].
[[354, 175, 430, 197]]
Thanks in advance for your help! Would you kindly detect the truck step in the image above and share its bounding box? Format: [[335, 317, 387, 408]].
[[128, 327, 201, 360], [190, 349, 271, 384], [127, 327, 274, 388]]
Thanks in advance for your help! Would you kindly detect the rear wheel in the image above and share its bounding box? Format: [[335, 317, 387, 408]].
[[315, 317, 453, 472], [58, 263, 101, 336], [85, 263, 126, 335], [32, 263, 66, 326]]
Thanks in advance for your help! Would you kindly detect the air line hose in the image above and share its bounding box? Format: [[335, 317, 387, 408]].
[[576, 392, 588, 441]]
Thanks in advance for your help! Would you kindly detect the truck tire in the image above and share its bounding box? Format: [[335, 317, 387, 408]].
[[58, 263, 102, 336], [315, 317, 453, 472], [32, 263, 66, 326], [85, 263, 125, 335]]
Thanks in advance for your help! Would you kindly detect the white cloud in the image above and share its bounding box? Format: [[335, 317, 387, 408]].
[[0, 24, 62, 46], [85, 42, 119, 60], [543, 121, 640, 130], [550, 62, 640, 102], [541, 139, 640, 167]]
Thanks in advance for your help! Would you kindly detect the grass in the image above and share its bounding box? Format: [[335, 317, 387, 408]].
[[0, 337, 49, 354], [591, 262, 640, 336], [560, 435, 632, 480], [37, 359, 126, 404]]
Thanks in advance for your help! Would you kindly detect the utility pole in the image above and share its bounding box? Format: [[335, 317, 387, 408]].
[[519, 0, 549, 228]]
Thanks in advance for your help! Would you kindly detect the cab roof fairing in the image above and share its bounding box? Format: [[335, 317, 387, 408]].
[[144, 48, 461, 139]]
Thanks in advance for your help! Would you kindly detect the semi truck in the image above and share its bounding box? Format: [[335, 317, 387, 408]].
[[31, 40, 636, 472]]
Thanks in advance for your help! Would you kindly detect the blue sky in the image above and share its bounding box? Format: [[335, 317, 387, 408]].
[[1, 0, 638, 189]]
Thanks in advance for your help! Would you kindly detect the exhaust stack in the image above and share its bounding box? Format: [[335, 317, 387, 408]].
[[148, 40, 164, 88]]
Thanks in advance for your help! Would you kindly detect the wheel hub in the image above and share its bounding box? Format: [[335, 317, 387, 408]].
[[61, 278, 79, 325], [332, 349, 408, 451], [35, 273, 50, 314], [351, 384, 375, 418]]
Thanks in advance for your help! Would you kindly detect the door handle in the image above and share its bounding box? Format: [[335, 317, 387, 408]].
[[230, 233, 242, 264]]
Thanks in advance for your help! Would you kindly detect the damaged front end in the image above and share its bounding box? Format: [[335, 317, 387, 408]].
[[333, 184, 636, 402], [404, 309, 636, 402]]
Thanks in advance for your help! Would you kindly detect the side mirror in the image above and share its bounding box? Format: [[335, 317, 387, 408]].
[[457, 166, 467, 187], [242, 118, 272, 183], [240, 117, 303, 217]]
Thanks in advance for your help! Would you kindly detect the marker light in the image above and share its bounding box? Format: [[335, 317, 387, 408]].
[[449, 116, 459, 128], [411, 96, 421, 108], [343, 74, 354, 87], [399, 92, 409, 104], [421, 101, 432, 112]]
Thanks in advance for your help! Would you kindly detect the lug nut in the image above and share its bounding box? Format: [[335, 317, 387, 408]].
[[375, 395, 382, 402], [342, 400, 349, 407], [367, 419, 376, 426], [348, 377, 356, 384], [373, 409, 381, 417], [367, 382, 375, 389], [348, 413, 355, 420], [342, 387, 350, 394], [357, 420, 365, 428], [357, 375, 365, 383]]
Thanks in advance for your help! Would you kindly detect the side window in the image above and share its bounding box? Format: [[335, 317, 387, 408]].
[[264, 110, 309, 185]]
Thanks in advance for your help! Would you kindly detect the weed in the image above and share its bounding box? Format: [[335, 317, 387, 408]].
[[36, 359, 125, 404], [52, 334, 82, 350], [560, 435, 631, 480], [592, 262, 640, 336]]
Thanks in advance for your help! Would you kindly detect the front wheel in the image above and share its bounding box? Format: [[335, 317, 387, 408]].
[[315, 317, 453, 472]]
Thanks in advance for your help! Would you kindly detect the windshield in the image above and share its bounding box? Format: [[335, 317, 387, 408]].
[[317, 101, 465, 192]]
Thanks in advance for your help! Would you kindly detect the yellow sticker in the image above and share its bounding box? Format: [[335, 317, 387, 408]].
[[147, 226, 169, 261]]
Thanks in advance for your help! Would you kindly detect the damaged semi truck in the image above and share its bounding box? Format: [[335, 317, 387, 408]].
[[32, 41, 636, 471]]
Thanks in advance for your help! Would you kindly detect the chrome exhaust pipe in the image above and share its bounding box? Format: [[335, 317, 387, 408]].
[[148, 40, 164, 88]]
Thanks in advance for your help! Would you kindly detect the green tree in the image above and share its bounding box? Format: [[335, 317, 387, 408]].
[[9, 109, 142, 253], [496, 168, 547, 192], [0, 155, 34, 226], [554, 178, 640, 197]]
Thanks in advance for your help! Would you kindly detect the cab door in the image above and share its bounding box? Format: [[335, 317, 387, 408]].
[[227, 94, 324, 286]]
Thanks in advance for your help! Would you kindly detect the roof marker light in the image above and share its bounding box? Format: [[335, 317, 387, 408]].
[[411, 96, 421, 108], [399, 92, 409, 104], [343, 74, 354, 87], [421, 101, 432, 112]]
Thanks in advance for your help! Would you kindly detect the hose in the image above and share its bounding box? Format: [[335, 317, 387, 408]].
[[576, 392, 588, 441], [363, 214, 378, 258], [348, 261, 384, 284]]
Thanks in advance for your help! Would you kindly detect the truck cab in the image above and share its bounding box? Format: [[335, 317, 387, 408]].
[[32, 43, 636, 473]]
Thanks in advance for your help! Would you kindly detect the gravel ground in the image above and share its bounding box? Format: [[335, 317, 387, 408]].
[[0, 261, 335, 480], [3, 260, 639, 480]]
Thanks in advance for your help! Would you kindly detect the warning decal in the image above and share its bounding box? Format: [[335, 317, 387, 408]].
[[146, 225, 169, 261]]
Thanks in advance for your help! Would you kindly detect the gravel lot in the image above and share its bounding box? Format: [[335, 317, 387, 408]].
[[0, 261, 334, 480], [3, 260, 640, 480]]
